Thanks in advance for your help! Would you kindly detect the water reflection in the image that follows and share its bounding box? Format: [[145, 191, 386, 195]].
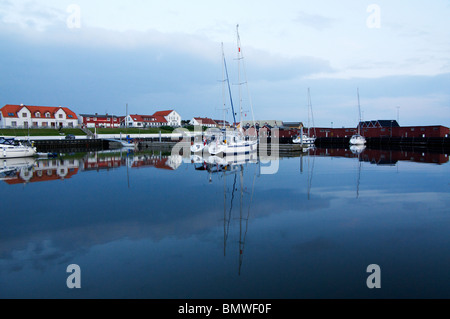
[[193, 153, 258, 275], [308, 146, 449, 165], [1, 146, 448, 186], [0, 145, 449, 298]]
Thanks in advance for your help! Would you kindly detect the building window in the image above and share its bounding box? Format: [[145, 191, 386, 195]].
[[68, 115, 73, 118], [35, 112, 41, 118], [42, 122, 48, 127], [45, 113, 51, 118], [86, 117, 90, 121], [8, 112, 15, 116], [411, 128, 415, 131], [11, 121, 17, 127], [22, 113, 27, 117], [33, 122, 38, 127], [59, 114, 63, 119]]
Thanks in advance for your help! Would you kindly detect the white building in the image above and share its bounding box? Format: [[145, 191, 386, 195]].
[[124, 114, 168, 128], [0, 104, 79, 128], [124, 110, 182, 128], [153, 110, 182, 127], [189, 117, 218, 128]]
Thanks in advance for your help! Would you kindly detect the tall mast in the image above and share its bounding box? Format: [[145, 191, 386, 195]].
[[307, 88, 311, 137], [222, 43, 226, 128], [357, 88, 362, 136], [222, 43, 237, 127], [236, 24, 256, 133], [236, 24, 243, 133]]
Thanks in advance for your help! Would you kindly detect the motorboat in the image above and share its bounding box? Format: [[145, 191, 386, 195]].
[[1, 137, 37, 159]]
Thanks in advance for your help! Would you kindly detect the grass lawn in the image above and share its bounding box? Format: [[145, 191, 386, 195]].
[[0, 126, 205, 137], [88, 127, 182, 134], [0, 128, 87, 136]]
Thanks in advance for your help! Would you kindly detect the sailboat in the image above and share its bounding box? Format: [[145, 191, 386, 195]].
[[349, 88, 367, 146], [191, 43, 233, 155], [208, 25, 259, 156], [293, 88, 316, 146], [1, 137, 37, 159]]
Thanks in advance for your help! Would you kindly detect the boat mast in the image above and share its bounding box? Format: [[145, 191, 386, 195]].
[[237, 25, 243, 133], [307, 88, 311, 138], [222, 42, 237, 127], [236, 24, 256, 134], [357, 88, 362, 136]]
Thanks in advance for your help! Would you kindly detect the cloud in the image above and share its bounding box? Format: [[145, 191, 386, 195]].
[[294, 11, 335, 31], [0, 0, 66, 31]]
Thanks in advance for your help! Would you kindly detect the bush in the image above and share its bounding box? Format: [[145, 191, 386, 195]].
[[159, 126, 175, 132]]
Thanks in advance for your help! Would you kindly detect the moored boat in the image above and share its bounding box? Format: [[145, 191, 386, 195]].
[[1, 137, 37, 159], [350, 89, 367, 146]]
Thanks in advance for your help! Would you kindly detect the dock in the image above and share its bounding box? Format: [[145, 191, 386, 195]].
[[315, 136, 450, 149], [32, 139, 109, 153]]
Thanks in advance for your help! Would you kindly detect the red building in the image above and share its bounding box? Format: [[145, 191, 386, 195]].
[[79, 113, 121, 128], [313, 120, 449, 138]]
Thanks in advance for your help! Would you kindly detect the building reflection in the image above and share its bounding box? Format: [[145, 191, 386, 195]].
[[309, 146, 449, 165], [1, 150, 184, 185], [1, 146, 448, 185]]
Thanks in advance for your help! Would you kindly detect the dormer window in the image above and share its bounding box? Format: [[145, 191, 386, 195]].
[[35, 112, 41, 118], [45, 112, 51, 118]]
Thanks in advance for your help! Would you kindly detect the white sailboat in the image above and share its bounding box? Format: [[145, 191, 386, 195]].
[[349, 88, 367, 146], [208, 25, 258, 156], [293, 88, 316, 145], [1, 137, 37, 159]]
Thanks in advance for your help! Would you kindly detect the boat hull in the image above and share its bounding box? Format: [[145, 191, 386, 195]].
[[293, 136, 316, 145], [209, 140, 258, 156], [349, 135, 366, 145], [1, 146, 37, 159]]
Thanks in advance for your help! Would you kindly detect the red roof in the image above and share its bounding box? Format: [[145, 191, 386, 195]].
[[1, 104, 78, 120], [194, 117, 217, 125], [153, 110, 174, 117], [3, 168, 79, 185], [129, 114, 167, 123]]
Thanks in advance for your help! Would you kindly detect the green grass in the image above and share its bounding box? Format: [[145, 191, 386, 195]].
[[0, 128, 86, 136], [88, 127, 177, 134], [0, 126, 205, 137]]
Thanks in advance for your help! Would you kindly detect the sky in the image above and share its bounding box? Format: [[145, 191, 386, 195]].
[[0, 0, 449, 127]]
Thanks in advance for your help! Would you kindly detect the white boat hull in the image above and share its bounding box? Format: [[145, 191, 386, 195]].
[[191, 143, 209, 153], [1, 146, 37, 159], [349, 135, 366, 145], [293, 136, 316, 145], [209, 140, 258, 155]]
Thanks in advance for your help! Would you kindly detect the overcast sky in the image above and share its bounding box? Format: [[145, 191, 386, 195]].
[[1, 0, 449, 127]]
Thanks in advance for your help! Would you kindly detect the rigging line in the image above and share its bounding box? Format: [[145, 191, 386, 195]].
[[225, 171, 237, 252], [308, 88, 317, 137], [242, 163, 257, 255], [236, 25, 256, 130], [223, 44, 237, 126]]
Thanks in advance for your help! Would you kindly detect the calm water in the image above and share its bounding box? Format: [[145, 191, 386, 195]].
[[1, 147, 449, 299]]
